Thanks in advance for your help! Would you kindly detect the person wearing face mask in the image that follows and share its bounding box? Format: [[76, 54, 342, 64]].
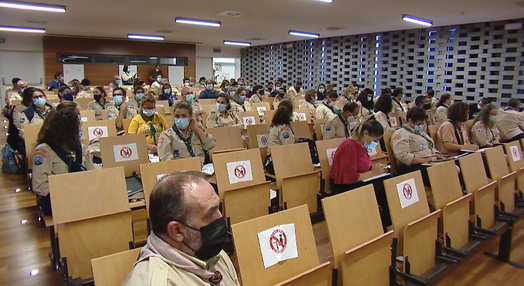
[[58, 86, 74, 102], [151, 75, 164, 96], [199, 80, 220, 99], [315, 91, 339, 120], [87, 87, 112, 120], [373, 92, 395, 132], [19, 89, 54, 138], [48, 71, 67, 91], [316, 84, 327, 101], [287, 80, 304, 97], [149, 65, 163, 85], [425, 89, 438, 112], [434, 94, 452, 124], [237, 77, 245, 86], [122, 171, 240, 286], [131, 86, 145, 110], [391, 107, 441, 185], [198, 77, 207, 88], [159, 83, 177, 107], [391, 87, 406, 115], [157, 103, 216, 164], [470, 104, 500, 148], [356, 88, 374, 119], [436, 102, 479, 157], [265, 102, 298, 174], [180, 86, 205, 124], [182, 77, 191, 87], [323, 103, 358, 140], [72, 81, 89, 98], [189, 77, 195, 87], [270, 81, 283, 97], [108, 75, 122, 91], [469, 97, 492, 120], [9, 87, 33, 156], [497, 98, 524, 143], [219, 80, 231, 94], [299, 89, 319, 119], [121, 65, 137, 85], [4, 78, 24, 110], [414, 95, 432, 129], [128, 94, 169, 153], [107, 88, 138, 133], [243, 81, 252, 97], [266, 81, 275, 95], [206, 94, 243, 129], [230, 87, 252, 113], [249, 85, 265, 104], [334, 85, 355, 111]]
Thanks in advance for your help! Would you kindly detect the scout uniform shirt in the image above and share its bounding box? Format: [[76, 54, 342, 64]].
[[248, 94, 263, 104], [230, 99, 253, 113], [299, 101, 317, 119], [392, 98, 406, 115], [5, 89, 22, 107], [496, 109, 524, 141], [206, 110, 244, 129], [315, 102, 336, 120], [106, 102, 139, 120], [157, 125, 216, 164], [87, 99, 112, 120], [358, 103, 373, 119], [434, 105, 448, 125], [267, 124, 295, 156], [430, 97, 438, 112], [17, 105, 52, 139], [128, 113, 169, 145], [323, 112, 350, 140], [12, 104, 28, 140], [375, 111, 395, 131], [391, 125, 438, 166], [471, 121, 500, 147], [334, 95, 353, 111], [122, 250, 240, 286], [32, 143, 94, 197]]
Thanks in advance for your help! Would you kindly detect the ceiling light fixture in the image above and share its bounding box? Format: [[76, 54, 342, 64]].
[[402, 15, 433, 27], [0, 25, 45, 33], [175, 18, 221, 27], [0, 1, 65, 12], [223, 40, 251, 46], [316, 0, 334, 3], [127, 34, 164, 41], [289, 30, 320, 38]]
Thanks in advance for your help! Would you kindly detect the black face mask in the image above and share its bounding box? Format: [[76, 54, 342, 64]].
[[94, 94, 103, 102], [181, 217, 227, 261], [268, 88, 273, 92], [424, 103, 431, 110]]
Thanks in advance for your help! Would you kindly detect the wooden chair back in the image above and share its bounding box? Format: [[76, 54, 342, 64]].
[[389, 113, 401, 129], [458, 153, 490, 194], [314, 119, 324, 140], [23, 124, 42, 170], [465, 119, 474, 134], [206, 126, 244, 156], [426, 161, 463, 210], [11, 99, 22, 106], [199, 99, 216, 105], [231, 205, 323, 286], [262, 97, 275, 108], [237, 111, 261, 127], [139, 158, 202, 217], [75, 98, 92, 110], [155, 100, 170, 115], [442, 194, 473, 250], [383, 130, 398, 175], [252, 102, 271, 115], [91, 248, 141, 286], [224, 181, 272, 225], [48, 98, 60, 107], [264, 110, 275, 124], [123, 118, 132, 135], [81, 120, 117, 142], [504, 141, 524, 172], [403, 210, 440, 275], [485, 145, 510, 181], [164, 115, 174, 128], [428, 124, 441, 146], [474, 181, 497, 229], [315, 138, 345, 194], [99, 135, 149, 177], [290, 121, 313, 140], [274, 262, 332, 286], [101, 110, 108, 120], [270, 142, 314, 189], [80, 110, 96, 122], [247, 123, 270, 162], [295, 109, 312, 122], [201, 104, 216, 116]]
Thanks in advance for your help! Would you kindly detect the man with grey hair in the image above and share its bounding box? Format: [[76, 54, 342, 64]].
[[497, 98, 524, 143], [123, 171, 240, 286]]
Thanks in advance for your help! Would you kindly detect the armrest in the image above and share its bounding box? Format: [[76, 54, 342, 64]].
[[282, 170, 321, 181]]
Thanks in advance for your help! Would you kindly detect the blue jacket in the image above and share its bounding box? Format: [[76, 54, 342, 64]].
[[48, 80, 66, 91], [158, 94, 175, 106], [199, 89, 220, 99]]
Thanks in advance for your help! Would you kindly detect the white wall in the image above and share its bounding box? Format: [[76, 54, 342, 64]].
[[0, 33, 43, 52], [196, 45, 242, 80]]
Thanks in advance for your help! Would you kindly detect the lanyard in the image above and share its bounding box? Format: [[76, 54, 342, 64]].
[[172, 126, 195, 157], [232, 98, 246, 111], [402, 124, 434, 148], [323, 102, 334, 112], [335, 110, 350, 138], [448, 120, 464, 145], [392, 98, 405, 112], [97, 99, 106, 110], [308, 101, 318, 108], [140, 113, 157, 145]]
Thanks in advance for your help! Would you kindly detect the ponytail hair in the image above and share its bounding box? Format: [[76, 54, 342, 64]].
[[352, 115, 384, 138]]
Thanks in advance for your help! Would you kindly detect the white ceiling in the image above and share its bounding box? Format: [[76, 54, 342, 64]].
[[0, 0, 523, 47]]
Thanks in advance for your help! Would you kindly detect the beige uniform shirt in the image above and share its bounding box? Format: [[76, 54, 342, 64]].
[[391, 127, 438, 166], [392, 98, 406, 115], [151, 82, 162, 96], [315, 103, 335, 120], [375, 111, 395, 131], [5, 89, 22, 106], [287, 86, 304, 97], [334, 96, 353, 111], [496, 109, 524, 141], [87, 99, 112, 120], [157, 127, 216, 164], [230, 100, 252, 113], [18, 106, 52, 139], [267, 124, 295, 156], [206, 110, 244, 129], [32, 143, 94, 197], [122, 250, 240, 286], [430, 97, 438, 112], [434, 106, 448, 125], [323, 113, 349, 140], [12, 104, 28, 139], [106, 103, 138, 120], [128, 98, 140, 111], [436, 121, 470, 157], [249, 94, 263, 104], [471, 121, 500, 147], [299, 101, 317, 119], [357, 102, 373, 119]]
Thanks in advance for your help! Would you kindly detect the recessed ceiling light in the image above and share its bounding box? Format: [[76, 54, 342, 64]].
[[316, 0, 334, 2], [224, 40, 251, 46], [289, 30, 320, 38], [127, 34, 164, 41], [402, 15, 433, 27], [0, 1, 65, 12], [0, 26, 45, 33], [175, 18, 221, 27]]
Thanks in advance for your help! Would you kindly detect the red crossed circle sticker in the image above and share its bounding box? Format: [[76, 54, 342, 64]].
[[261, 136, 268, 146], [403, 183, 413, 200], [258, 107, 266, 115], [246, 117, 253, 125], [234, 165, 246, 179], [270, 229, 287, 254], [93, 128, 104, 137], [299, 114, 306, 121], [120, 147, 132, 158], [513, 148, 518, 158]]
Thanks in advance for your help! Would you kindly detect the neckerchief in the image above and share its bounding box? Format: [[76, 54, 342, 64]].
[[32, 105, 49, 119], [448, 120, 464, 145], [334, 110, 350, 138], [141, 112, 157, 145], [323, 102, 334, 112], [392, 98, 405, 112], [172, 126, 195, 157], [96, 98, 107, 110], [308, 101, 318, 108], [231, 98, 246, 111], [44, 139, 86, 172], [402, 124, 434, 148]]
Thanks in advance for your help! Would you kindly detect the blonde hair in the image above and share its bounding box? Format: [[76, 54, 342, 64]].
[[343, 86, 355, 97], [140, 94, 156, 107], [305, 89, 317, 102]]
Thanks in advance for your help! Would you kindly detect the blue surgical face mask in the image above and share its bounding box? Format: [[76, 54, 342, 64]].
[[135, 92, 144, 101], [164, 89, 171, 94], [239, 81, 244, 85], [239, 95, 246, 103], [60, 76, 64, 82], [189, 82, 194, 87], [206, 84, 214, 90], [175, 118, 190, 130], [477, 103, 482, 110], [348, 94, 354, 99], [318, 88, 325, 93], [33, 97, 46, 108], [225, 85, 230, 90], [246, 86, 251, 91], [368, 96, 373, 102], [230, 91, 236, 97], [113, 95, 123, 106], [489, 115, 497, 122], [78, 126, 83, 139], [414, 124, 425, 133], [275, 87, 281, 91], [115, 80, 121, 85], [157, 77, 162, 83], [142, 109, 155, 117], [186, 94, 195, 102], [63, 92, 73, 101], [216, 103, 227, 112], [364, 140, 378, 151]]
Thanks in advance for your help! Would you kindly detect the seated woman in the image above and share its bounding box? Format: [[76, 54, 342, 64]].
[[57, 86, 73, 103], [315, 91, 338, 120], [206, 94, 243, 129], [323, 102, 359, 140], [130, 86, 145, 110], [72, 81, 89, 98], [158, 83, 176, 107], [356, 88, 374, 119], [391, 107, 441, 185], [32, 102, 94, 215], [316, 83, 327, 101], [128, 94, 169, 154], [179, 86, 205, 124], [199, 79, 220, 99], [330, 115, 390, 227], [434, 93, 452, 125], [230, 87, 253, 112], [436, 102, 479, 157], [248, 85, 265, 104], [334, 85, 355, 111], [373, 92, 395, 132], [299, 89, 318, 119], [106, 88, 139, 134], [158, 103, 216, 164], [471, 103, 500, 148], [265, 102, 297, 174], [18, 88, 54, 135], [87, 87, 111, 120], [220, 79, 231, 94]]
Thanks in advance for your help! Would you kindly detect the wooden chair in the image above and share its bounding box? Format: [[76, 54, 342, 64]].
[[323, 184, 393, 286], [428, 124, 441, 146], [91, 248, 140, 286], [99, 135, 149, 177], [49, 167, 132, 281], [75, 98, 92, 110], [383, 130, 398, 175], [295, 109, 312, 122], [247, 123, 270, 162], [80, 110, 96, 122], [164, 115, 174, 128], [206, 126, 245, 158], [290, 121, 313, 140], [314, 119, 324, 140], [389, 113, 401, 129], [270, 143, 321, 212], [264, 109, 275, 124], [262, 97, 275, 109], [201, 104, 216, 116], [199, 99, 216, 105], [139, 158, 201, 217], [384, 171, 441, 276], [155, 100, 170, 115], [212, 149, 271, 224], [101, 110, 108, 120], [23, 124, 43, 170], [48, 98, 60, 107], [123, 118, 132, 135], [485, 146, 518, 213], [81, 120, 117, 142], [231, 205, 332, 286], [237, 111, 261, 127], [315, 138, 345, 195], [504, 141, 524, 172]]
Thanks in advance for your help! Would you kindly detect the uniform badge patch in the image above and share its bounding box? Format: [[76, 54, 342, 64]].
[[419, 143, 425, 150], [20, 118, 26, 124], [282, 131, 290, 139], [174, 150, 180, 158], [34, 156, 44, 166]]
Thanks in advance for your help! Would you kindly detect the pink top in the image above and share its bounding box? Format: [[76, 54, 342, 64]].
[[436, 121, 470, 157], [330, 139, 373, 185]]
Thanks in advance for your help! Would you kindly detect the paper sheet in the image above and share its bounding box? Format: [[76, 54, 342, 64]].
[[226, 160, 253, 184], [113, 143, 139, 162], [257, 224, 298, 268], [396, 178, 419, 209]]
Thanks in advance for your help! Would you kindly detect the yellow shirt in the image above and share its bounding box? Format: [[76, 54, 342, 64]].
[[128, 113, 169, 145]]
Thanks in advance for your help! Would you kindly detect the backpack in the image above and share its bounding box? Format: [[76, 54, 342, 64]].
[[2, 144, 21, 174]]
